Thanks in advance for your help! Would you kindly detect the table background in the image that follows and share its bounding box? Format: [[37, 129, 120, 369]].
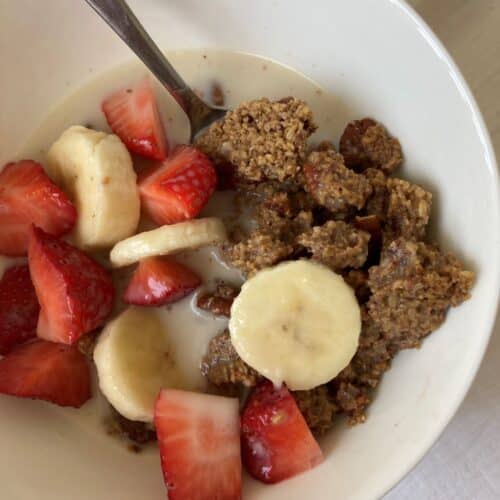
[[386, 1, 500, 499]]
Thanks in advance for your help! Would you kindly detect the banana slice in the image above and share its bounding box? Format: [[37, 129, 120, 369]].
[[110, 217, 227, 267], [229, 260, 361, 391], [94, 307, 182, 422], [47, 125, 140, 249]]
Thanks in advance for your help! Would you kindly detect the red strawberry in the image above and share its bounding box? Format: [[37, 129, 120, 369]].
[[155, 389, 241, 500], [241, 381, 323, 484], [123, 257, 201, 306], [0, 339, 91, 407], [28, 226, 114, 345], [0, 160, 76, 256], [0, 265, 40, 355], [138, 146, 216, 225], [102, 78, 168, 160]]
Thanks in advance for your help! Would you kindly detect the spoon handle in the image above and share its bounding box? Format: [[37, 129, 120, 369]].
[[85, 0, 189, 94]]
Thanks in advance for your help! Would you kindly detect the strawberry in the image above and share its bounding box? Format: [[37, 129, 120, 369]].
[[28, 226, 114, 345], [0, 265, 40, 355], [102, 78, 168, 160], [123, 257, 201, 306], [155, 389, 241, 500], [138, 146, 217, 225], [241, 381, 323, 484], [0, 160, 76, 256], [0, 339, 91, 408]]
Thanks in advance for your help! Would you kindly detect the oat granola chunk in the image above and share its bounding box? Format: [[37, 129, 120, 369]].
[[292, 385, 337, 435], [297, 220, 370, 271], [201, 330, 261, 387], [197, 281, 239, 317], [223, 231, 294, 277], [339, 118, 403, 174], [385, 178, 432, 242], [367, 238, 474, 346], [303, 148, 372, 214], [331, 308, 393, 423], [196, 97, 316, 182]]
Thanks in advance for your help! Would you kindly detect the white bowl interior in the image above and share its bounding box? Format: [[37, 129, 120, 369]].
[[0, 1, 498, 499]]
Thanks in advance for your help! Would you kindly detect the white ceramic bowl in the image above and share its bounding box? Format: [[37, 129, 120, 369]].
[[0, 1, 499, 499]]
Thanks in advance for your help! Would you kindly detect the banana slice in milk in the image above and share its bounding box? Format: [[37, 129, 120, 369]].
[[229, 260, 361, 391], [110, 217, 227, 267], [47, 125, 140, 249], [94, 307, 182, 422]]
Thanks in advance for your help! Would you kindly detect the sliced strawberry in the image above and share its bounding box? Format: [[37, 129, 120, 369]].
[[0, 339, 91, 407], [28, 226, 114, 345], [102, 78, 168, 160], [241, 380, 323, 484], [138, 145, 217, 225], [0, 265, 40, 355], [155, 388, 241, 500], [0, 160, 76, 256], [123, 257, 201, 306]]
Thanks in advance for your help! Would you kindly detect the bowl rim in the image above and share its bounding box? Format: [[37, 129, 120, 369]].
[[381, 0, 500, 496]]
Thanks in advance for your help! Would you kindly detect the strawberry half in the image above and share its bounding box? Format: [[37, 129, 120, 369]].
[[138, 145, 217, 225], [102, 78, 168, 160], [241, 381, 324, 484], [0, 265, 40, 355], [123, 257, 201, 306], [155, 388, 241, 500], [28, 226, 114, 345], [0, 339, 91, 408], [0, 160, 76, 256]]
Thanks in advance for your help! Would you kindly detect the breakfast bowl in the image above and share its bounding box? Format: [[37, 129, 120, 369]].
[[0, 1, 498, 499]]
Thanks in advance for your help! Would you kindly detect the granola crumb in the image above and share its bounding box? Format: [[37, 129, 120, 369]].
[[197, 281, 239, 317], [210, 82, 225, 107], [201, 330, 261, 387], [339, 118, 403, 174], [104, 408, 156, 448], [297, 220, 370, 271], [303, 147, 372, 214], [363, 168, 389, 220], [292, 386, 337, 436], [385, 178, 432, 242]]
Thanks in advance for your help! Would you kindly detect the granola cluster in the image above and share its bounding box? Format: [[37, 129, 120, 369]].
[[197, 97, 473, 431]]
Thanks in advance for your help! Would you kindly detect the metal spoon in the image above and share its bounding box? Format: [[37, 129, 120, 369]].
[[84, 0, 226, 139]]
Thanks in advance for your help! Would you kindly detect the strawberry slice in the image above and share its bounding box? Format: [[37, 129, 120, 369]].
[[138, 146, 217, 225], [155, 388, 241, 500], [0, 339, 91, 408], [28, 226, 114, 345], [123, 257, 201, 306], [0, 265, 40, 355], [102, 78, 168, 160], [241, 380, 324, 484], [0, 160, 77, 256]]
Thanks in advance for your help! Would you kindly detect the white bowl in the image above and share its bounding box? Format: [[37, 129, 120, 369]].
[[0, 1, 499, 499]]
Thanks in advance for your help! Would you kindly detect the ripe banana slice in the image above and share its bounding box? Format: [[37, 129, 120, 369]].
[[47, 125, 140, 249], [110, 217, 227, 267], [229, 260, 361, 391], [94, 307, 182, 422]]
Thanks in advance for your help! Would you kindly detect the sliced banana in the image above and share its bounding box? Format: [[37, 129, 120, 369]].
[[229, 260, 361, 391], [93, 307, 182, 422], [47, 125, 140, 249], [110, 217, 227, 267]]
